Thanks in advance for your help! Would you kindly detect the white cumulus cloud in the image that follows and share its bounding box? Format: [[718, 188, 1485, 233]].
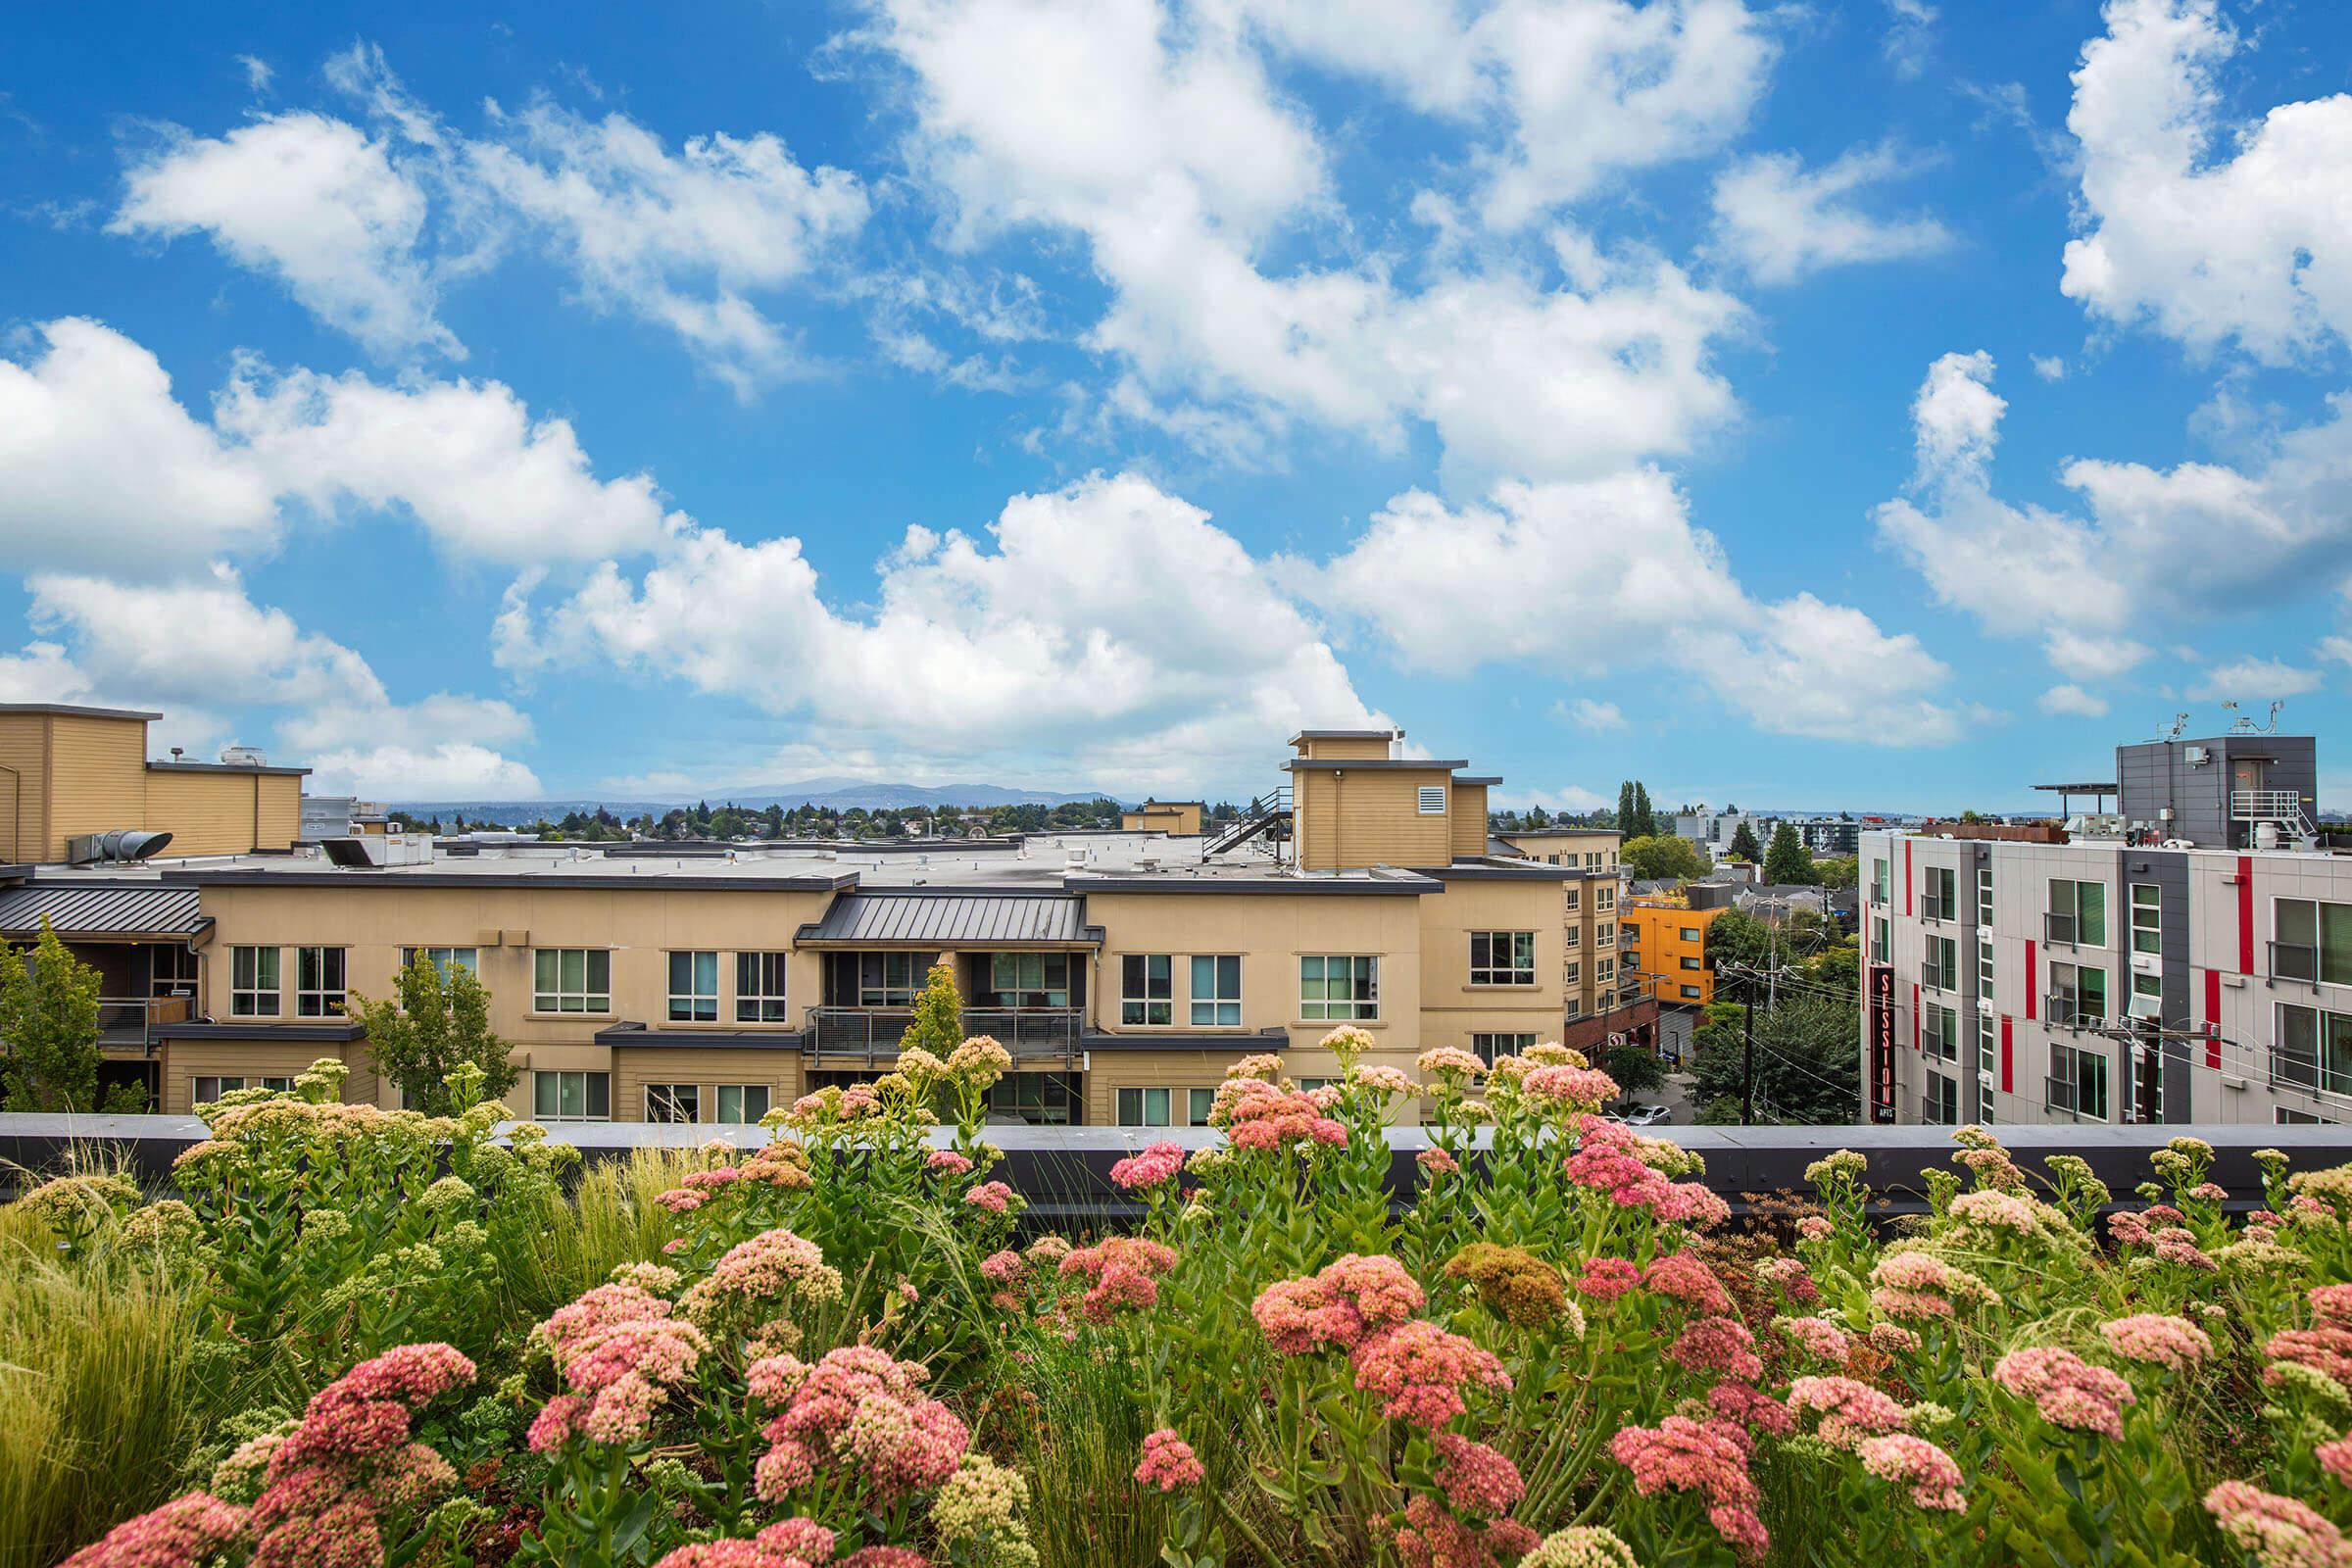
[[2039, 683, 2110, 717], [1709, 143, 1952, 285]]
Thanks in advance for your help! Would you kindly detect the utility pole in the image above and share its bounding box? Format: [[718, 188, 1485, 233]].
[[1740, 968, 1756, 1127]]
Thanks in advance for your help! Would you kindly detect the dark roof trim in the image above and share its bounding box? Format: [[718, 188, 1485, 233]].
[[1283, 758, 1466, 771], [147, 760, 312, 777], [154, 1021, 367, 1043], [1497, 828, 1620, 839], [1418, 861, 1580, 881], [1072, 874, 1434, 895], [1452, 776, 1502, 786], [0, 702, 164, 720], [181, 869, 858, 892], [1288, 729, 1396, 742], [1082, 1031, 1289, 1053], [597, 1022, 802, 1049]]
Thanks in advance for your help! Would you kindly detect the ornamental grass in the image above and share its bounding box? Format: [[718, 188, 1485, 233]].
[[13, 1049, 2352, 1567]]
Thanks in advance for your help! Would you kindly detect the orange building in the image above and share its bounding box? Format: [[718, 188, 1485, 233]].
[[1620, 893, 1727, 1006]]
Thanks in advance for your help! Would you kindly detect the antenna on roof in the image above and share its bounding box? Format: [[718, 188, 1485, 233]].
[[2164, 713, 2188, 741], [2268, 699, 2285, 734]]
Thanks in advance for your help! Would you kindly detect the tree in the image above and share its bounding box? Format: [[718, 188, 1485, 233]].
[[1688, 993, 1860, 1124], [1815, 855, 1859, 891], [1616, 781, 1637, 834], [900, 961, 965, 1056], [1726, 818, 1762, 863], [1597, 1038, 1666, 1099], [1620, 834, 1709, 882], [1632, 782, 1656, 839], [348, 952, 520, 1116], [1763, 822, 1816, 885], [1704, 908, 1774, 976], [0, 919, 140, 1111]]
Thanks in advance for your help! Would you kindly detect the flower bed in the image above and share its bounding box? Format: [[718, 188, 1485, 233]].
[[17, 1036, 2352, 1568]]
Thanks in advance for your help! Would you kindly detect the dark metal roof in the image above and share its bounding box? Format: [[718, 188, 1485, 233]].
[[1080, 1029, 1289, 1053], [151, 1020, 366, 1042], [596, 1022, 802, 1049], [0, 883, 203, 938], [1283, 758, 1467, 771], [796, 891, 1098, 947], [145, 760, 312, 777], [0, 702, 163, 720]]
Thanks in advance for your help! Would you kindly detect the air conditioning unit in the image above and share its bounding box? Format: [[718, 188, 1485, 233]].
[[2185, 746, 2211, 765]]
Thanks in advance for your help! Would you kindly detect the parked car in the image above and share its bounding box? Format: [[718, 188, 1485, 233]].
[[1612, 1103, 1672, 1127]]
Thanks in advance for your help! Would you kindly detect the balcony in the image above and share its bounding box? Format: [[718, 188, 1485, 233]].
[[95, 995, 193, 1054], [802, 1005, 1085, 1066]]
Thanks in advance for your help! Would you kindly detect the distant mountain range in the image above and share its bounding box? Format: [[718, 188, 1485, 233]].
[[393, 777, 1116, 824]]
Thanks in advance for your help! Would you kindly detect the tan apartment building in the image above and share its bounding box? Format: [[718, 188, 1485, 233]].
[[1118, 800, 1204, 835], [5, 726, 1610, 1126], [0, 704, 306, 864]]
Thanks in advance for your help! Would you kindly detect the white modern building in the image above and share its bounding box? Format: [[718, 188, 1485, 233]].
[[1862, 726, 2339, 1127]]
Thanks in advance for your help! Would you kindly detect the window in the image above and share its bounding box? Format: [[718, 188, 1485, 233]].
[[1870, 915, 1888, 964], [534, 950, 612, 1013], [2277, 1004, 2352, 1096], [1564, 888, 1581, 912], [1472, 1032, 1537, 1063], [1469, 931, 1536, 986], [1978, 1008, 1996, 1076], [403, 946, 478, 979], [858, 954, 920, 1007], [294, 947, 346, 1017], [231, 946, 280, 1016], [2131, 972, 2163, 1019], [2274, 900, 2352, 985], [1680, 956, 1701, 971], [1679, 984, 1701, 1000], [1121, 955, 1174, 1024], [736, 953, 790, 1022], [193, 1075, 294, 1102], [1924, 1072, 1959, 1125], [983, 1071, 1081, 1126], [2047, 961, 2107, 1027], [1977, 866, 1994, 928], [1921, 866, 1956, 920], [1680, 926, 1701, 942], [2046, 879, 2107, 946], [991, 953, 1072, 1008], [1116, 1087, 1174, 1126], [646, 1083, 703, 1123], [1924, 1003, 1959, 1062], [1417, 786, 1447, 814], [1595, 956, 1616, 984], [1923, 935, 1958, 993], [1190, 956, 1242, 1025], [534, 1070, 612, 1122], [2131, 884, 2162, 956], [2278, 1106, 2338, 1125], [667, 951, 719, 1022], [1565, 926, 1581, 950], [1871, 858, 1889, 905], [1977, 941, 1994, 1004], [1596, 886, 1615, 912], [1596, 922, 1615, 946], [715, 1084, 772, 1123], [1300, 956, 1378, 1020], [1564, 960, 1581, 986], [150, 944, 198, 999], [2048, 1043, 2109, 1121], [1564, 996, 1583, 1019]]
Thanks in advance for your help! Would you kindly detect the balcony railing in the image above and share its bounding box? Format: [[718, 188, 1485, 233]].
[[95, 995, 192, 1054], [2270, 1050, 2352, 1098], [802, 1005, 1084, 1066], [1919, 893, 1950, 922], [2044, 1074, 2093, 1119], [2232, 788, 2310, 823], [2043, 910, 2079, 946], [1920, 959, 1955, 993], [1921, 1092, 1958, 1126], [2271, 941, 2320, 984], [2043, 993, 2102, 1030]]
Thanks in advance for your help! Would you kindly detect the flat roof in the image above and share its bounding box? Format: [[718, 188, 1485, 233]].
[[1288, 729, 1396, 742], [0, 702, 163, 720], [147, 760, 312, 777], [1283, 758, 1467, 772], [1453, 775, 1501, 786]]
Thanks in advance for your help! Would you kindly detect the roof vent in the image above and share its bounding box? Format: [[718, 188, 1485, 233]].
[[219, 745, 269, 767], [68, 829, 174, 864]]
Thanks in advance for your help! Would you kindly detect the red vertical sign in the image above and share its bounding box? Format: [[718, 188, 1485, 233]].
[[1869, 963, 1896, 1123], [1999, 1014, 2013, 1095], [2204, 967, 2223, 1069]]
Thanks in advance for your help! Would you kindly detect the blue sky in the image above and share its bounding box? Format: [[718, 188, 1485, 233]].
[[3, 0, 2350, 812]]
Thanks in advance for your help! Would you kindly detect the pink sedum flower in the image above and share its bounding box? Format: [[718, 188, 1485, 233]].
[[2320, 1434, 2352, 1490], [1133, 1429, 1206, 1492], [1573, 1256, 1642, 1303], [1785, 1377, 1908, 1448], [2099, 1313, 2215, 1372], [1251, 1254, 1428, 1353], [926, 1150, 974, 1176], [964, 1181, 1016, 1214], [1432, 1433, 1525, 1517], [1109, 1141, 1186, 1191], [1610, 1415, 1764, 1560], [2205, 1480, 2352, 1568], [61, 1493, 251, 1568], [1642, 1252, 1733, 1316], [1348, 1320, 1511, 1429], [1668, 1316, 1764, 1382], [1994, 1347, 2135, 1442], [1856, 1434, 1966, 1511]]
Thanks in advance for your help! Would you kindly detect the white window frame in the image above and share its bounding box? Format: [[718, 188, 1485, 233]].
[[294, 945, 346, 1018], [667, 951, 719, 1023], [1564, 888, 1581, 912], [736, 952, 790, 1022], [230, 946, 280, 1017], [645, 1083, 703, 1123], [2048, 1042, 2109, 1121], [1471, 1032, 1537, 1063], [1468, 931, 1536, 987], [534, 1069, 612, 1122], [1114, 1086, 1216, 1127], [715, 1083, 772, 1123], [403, 946, 479, 979], [1120, 954, 1174, 1025], [194, 1074, 294, 1102], [2131, 884, 2161, 956], [1300, 955, 1378, 1021], [1189, 955, 1242, 1026], [1416, 786, 1447, 814], [534, 949, 612, 1014]]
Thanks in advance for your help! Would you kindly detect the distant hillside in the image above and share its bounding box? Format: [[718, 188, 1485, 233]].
[[396, 778, 1115, 824]]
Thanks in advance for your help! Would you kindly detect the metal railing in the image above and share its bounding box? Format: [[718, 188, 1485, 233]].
[[2233, 789, 2309, 822], [2271, 941, 2320, 984], [1921, 1092, 1958, 1125], [1919, 893, 1950, 922], [95, 995, 192, 1054], [2043, 910, 2079, 946], [2043, 993, 2099, 1029], [1920, 959, 1955, 993], [2269, 1050, 2352, 1098], [2044, 1074, 2095, 1119], [802, 1005, 1085, 1066], [1203, 786, 1292, 856]]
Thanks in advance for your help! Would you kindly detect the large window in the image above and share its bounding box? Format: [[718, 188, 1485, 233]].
[[1114, 1086, 1217, 1127], [294, 946, 346, 1017], [2131, 884, 2162, 956], [1924, 1072, 1958, 1125], [1923, 1002, 1959, 1062], [1871, 858, 1889, 905], [858, 954, 920, 1007], [1472, 1032, 1537, 1063], [534, 1069, 612, 1121], [2048, 1043, 2109, 1121], [646, 1083, 702, 1123], [1923, 935, 1958, 992], [1870, 915, 1888, 964], [1564, 925, 1581, 950], [1922, 866, 1956, 921], [403, 946, 479, 978], [2046, 879, 2107, 947], [736, 953, 790, 1022], [715, 1084, 772, 1124], [1977, 866, 1994, 928], [1596, 921, 1615, 947], [194, 1074, 292, 1102], [990, 953, 1072, 1008], [534, 950, 612, 1013], [1978, 939, 1994, 1004], [2277, 1004, 2352, 1097], [230, 946, 280, 1016], [1595, 886, 1615, 913], [1596, 956, 1616, 984], [2047, 961, 2107, 1027], [2274, 899, 2352, 985], [1469, 931, 1536, 986], [667, 951, 719, 1022], [150, 944, 198, 999], [1300, 956, 1378, 1020], [1564, 888, 1581, 912], [986, 1071, 1081, 1125], [1120, 955, 1174, 1025], [1190, 956, 1242, 1025]]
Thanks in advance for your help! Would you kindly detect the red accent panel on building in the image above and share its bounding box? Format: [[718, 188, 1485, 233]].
[[2204, 967, 2224, 1070], [2237, 855, 2255, 975], [2025, 940, 2037, 1021], [1912, 982, 1921, 1050], [1904, 840, 1913, 916], [1999, 1014, 2013, 1095]]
